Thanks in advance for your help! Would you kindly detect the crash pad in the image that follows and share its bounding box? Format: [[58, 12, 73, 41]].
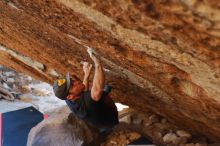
[[0, 107, 47, 146]]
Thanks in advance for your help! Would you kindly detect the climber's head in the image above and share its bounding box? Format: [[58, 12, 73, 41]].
[[53, 72, 85, 100]]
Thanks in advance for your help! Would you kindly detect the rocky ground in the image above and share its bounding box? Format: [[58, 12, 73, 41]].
[[1, 66, 219, 146], [0, 65, 66, 114]]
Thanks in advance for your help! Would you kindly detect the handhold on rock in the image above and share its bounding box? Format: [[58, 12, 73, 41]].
[[87, 47, 93, 57]]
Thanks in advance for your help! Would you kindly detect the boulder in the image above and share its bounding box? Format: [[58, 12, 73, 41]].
[[0, 0, 220, 142], [27, 106, 98, 146]]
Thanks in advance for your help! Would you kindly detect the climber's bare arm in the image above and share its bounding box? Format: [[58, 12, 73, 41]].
[[83, 75, 89, 91], [83, 62, 92, 91], [90, 54, 105, 101]]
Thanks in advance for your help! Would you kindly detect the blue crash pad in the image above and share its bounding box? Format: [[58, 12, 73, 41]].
[[0, 107, 45, 146]]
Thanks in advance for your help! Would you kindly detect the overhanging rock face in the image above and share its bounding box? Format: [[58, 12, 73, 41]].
[[0, 0, 220, 142]]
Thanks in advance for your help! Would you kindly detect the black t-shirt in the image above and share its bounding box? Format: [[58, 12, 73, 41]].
[[66, 91, 119, 129]]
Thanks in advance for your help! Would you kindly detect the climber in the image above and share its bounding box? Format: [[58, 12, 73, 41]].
[[53, 48, 119, 133]]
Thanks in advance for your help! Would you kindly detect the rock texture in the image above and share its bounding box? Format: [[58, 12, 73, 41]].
[[0, 0, 220, 142], [117, 109, 208, 146], [27, 106, 98, 146]]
